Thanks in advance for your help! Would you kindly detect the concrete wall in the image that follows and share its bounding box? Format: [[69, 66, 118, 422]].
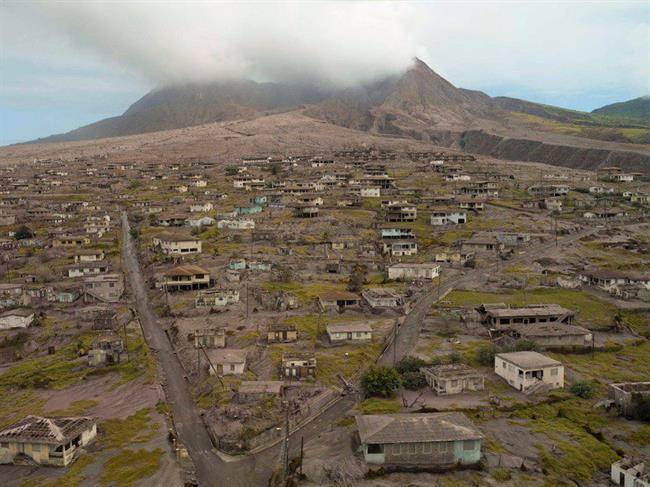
[[495, 356, 564, 391], [363, 439, 481, 467]]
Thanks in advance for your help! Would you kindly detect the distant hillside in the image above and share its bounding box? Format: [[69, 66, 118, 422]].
[[32, 80, 331, 143], [592, 96, 650, 120]]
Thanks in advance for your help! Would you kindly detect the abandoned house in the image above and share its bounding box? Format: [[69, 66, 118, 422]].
[[267, 323, 298, 343], [237, 381, 284, 400], [362, 288, 405, 308], [67, 261, 108, 278], [382, 239, 418, 256], [494, 351, 564, 393], [152, 233, 202, 255], [72, 249, 105, 263], [0, 416, 97, 467], [505, 323, 593, 349], [611, 458, 650, 487], [207, 349, 247, 375], [387, 263, 440, 281], [87, 331, 124, 366], [608, 382, 650, 417], [384, 203, 417, 222], [355, 412, 483, 468], [318, 291, 361, 312], [52, 235, 91, 248], [477, 303, 575, 328], [326, 322, 373, 343], [0, 308, 35, 330], [292, 203, 319, 218], [195, 289, 239, 307], [420, 364, 485, 395], [82, 274, 124, 303], [430, 210, 467, 226], [281, 352, 316, 380], [159, 265, 210, 291], [156, 213, 186, 227], [193, 328, 226, 349]]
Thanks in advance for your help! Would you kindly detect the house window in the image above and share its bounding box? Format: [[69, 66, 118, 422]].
[[463, 440, 475, 451], [367, 444, 383, 454], [0, 442, 8, 449], [409, 443, 417, 454], [439, 442, 448, 452], [229, 364, 235, 371], [550, 368, 558, 376], [32, 443, 41, 452], [422, 442, 432, 453]]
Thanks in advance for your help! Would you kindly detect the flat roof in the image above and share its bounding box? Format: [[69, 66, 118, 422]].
[[496, 351, 561, 369]]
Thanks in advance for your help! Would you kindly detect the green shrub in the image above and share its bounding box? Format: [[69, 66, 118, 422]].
[[361, 366, 401, 398], [401, 371, 427, 390], [395, 356, 426, 375], [476, 344, 498, 366], [570, 381, 594, 399]]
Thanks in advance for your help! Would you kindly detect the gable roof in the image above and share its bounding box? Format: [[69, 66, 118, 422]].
[[356, 412, 482, 445], [0, 415, 95, 445]]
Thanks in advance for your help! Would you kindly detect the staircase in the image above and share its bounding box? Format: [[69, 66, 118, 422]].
[[524, 379, 552, 396]]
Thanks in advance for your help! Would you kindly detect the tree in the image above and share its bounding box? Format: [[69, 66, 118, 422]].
[[361, 366, 401, 398], [570, 381, 594, 399], [14, 225, 34, 240], [476, 344, 498, 366], [273, 264, 293, 283], [396, 356, 426, 375], [401, 371, 427, 390], [448, 351, 463, 364], [347, 264, 367, 292]]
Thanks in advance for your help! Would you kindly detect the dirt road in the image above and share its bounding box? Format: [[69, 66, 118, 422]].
[[122, 212, 246, 486]]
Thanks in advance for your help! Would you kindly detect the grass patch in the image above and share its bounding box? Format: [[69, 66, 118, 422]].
[[47, 399, 98, 417], [551, 341, 650, 383], [0, 387, 45, 429], [262, 280, 346, 304], [628, 424, 650, 446], [101, 408, 160, 449], [21, 453, 96, 487], [358, 397, 400, 414], [100, 448, 163, 487]]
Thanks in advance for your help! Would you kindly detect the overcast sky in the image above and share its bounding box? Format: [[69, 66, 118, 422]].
[[1, 1, 648, 145]]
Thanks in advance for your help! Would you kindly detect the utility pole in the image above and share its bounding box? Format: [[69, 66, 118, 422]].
[[393, 320, 398, 366], [123, 309, 132, 362], [197, 344, 201, 379], [299, 436, 304, 477], [281, 402, 290, 481]]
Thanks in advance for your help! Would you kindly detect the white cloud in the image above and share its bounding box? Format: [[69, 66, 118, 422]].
[[0, 0, 648, 111]]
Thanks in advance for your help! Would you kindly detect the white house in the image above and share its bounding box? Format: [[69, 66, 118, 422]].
[[494, 351, 564, 393], [611, 459, 650, 487], [430, 211, 467, 226], [388, 263, 440, 281], [326, 322, 372, 343], [0, 308, 35, 330], [207, 349, 247, 375], [0, 416, 97, 467], [152, 234, 202, 255], [217, 219, 255, 230]]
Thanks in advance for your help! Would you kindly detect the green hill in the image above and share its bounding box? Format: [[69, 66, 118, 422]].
[[592, 96, 650, 120]]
